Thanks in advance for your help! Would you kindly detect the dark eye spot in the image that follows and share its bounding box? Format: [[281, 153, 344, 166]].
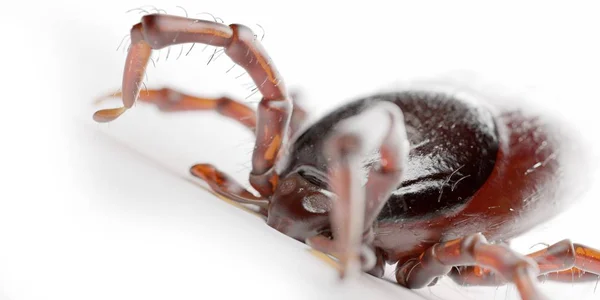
[[302, 194, 331, 214]]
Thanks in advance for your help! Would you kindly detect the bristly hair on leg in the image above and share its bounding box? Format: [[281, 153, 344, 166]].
[[255, 23, 265, 41], [176, 5, 188, 17], [115, 34, 130, 51], [175, 5, 189, 61], [245, 88, 259, 100], [155, 49, 162, 62], [188, 12, 226, 59], [125, 7, 150, 15], [207, 49, 226, 65], [529, 242, 551, 250], [206, 47, 220, 65], [137, 5, 167, 14], [225, 64, 236, 73]]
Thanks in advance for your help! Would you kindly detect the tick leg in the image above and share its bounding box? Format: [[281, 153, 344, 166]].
[[395, 233, 548, 300], [97, 88, 307, 137], [448, 239, 600, 286], [306, 235, 386, 277], [93, 14, 291, 197], [528, 239, 600, 278], [450, 266, 600, 286], [288, 90, 308, 137], [190, 163, 268, 216], [307, 102, 408, 278], [97, 88, 256, 132], [543, 268, 600, 282]]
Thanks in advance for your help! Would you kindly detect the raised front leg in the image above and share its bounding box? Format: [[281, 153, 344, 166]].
[[93, 14, 292, 197], [307, 102, 409, 278], [395, 233, 548, 300]]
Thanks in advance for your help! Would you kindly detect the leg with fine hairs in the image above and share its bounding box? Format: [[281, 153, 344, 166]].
[[395, 233, 549, 300], [450, 266, 600, 286], [96, 88, 257, 132], [93, 14, 292, 197], [543, 268, 600, 282], [307, 101, 409, 278], [448, 239, 600, 286]]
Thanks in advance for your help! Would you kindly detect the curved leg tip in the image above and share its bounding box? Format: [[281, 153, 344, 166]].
[[93, 107, 127, 123]]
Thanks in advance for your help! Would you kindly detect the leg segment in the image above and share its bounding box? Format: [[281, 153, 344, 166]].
[[190, 164, 268, 216], [97, 87, 309, 136], [448, 239, 600, 285], [450, 266, 600, 286], [529, 239, 600, 276], [288, 90, 309, 137], [307, 102, 409, 278], [97, 88, 256, 132], [93, 14, 291, 197], [543, 268, 600, 282], [395, 233, 548, 300]]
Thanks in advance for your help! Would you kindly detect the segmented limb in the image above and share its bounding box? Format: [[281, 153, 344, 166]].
[[190, 164, 268, 216], [307, 101, 409, 278], [288, 90, 308, 137], [97, 88, 257, 132], [395, 233, 549, 300], [93, 14, 291, 197], [448, 239, 600, 286], [96, 87, 309, 137]]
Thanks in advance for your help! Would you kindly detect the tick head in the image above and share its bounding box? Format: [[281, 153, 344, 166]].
[[267, 172, 333, 242]]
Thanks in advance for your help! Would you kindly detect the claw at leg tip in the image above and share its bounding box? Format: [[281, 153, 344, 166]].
[[92, 107, 127, 123], [338, 258, 362, 281], [307, 249, 341, 271]]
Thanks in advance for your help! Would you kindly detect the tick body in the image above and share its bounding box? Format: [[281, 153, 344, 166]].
[[94, 13, 600, 300], [279, 92, 564, 260]]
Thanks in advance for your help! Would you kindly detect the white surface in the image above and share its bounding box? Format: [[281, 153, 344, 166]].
[[2, 1, 600, 300]]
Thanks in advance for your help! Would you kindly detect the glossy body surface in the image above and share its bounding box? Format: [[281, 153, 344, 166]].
[[279, 90, 581, 264], [281, 91, 499, 221]]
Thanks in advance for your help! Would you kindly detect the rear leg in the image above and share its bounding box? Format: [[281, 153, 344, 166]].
[[448, 239, 600, 285], [450, 266, 600, 286], [395, 233, 548, 300]]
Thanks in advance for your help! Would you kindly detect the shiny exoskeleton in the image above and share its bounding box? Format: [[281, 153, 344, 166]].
[[94, 13, 600, 300], [281, 91, 498, 221]]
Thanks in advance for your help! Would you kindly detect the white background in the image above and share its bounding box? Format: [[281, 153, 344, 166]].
[[1, 1, 600, 300]]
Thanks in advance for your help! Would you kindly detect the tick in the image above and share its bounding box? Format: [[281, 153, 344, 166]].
[[93, 13, 600, 300]]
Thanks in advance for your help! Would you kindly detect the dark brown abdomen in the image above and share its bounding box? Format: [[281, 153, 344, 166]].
[[280, 91, 499, 221]]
